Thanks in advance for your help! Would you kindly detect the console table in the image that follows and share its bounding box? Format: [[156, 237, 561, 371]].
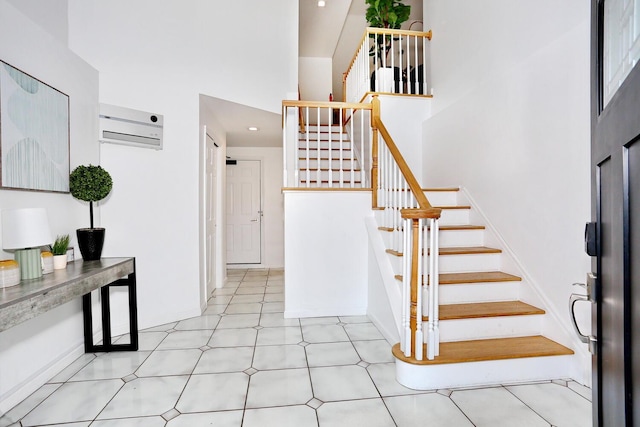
[[0, 257, 138, 352]]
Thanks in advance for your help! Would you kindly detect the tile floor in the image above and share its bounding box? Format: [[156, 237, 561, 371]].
[[0, 268, 592, 427]]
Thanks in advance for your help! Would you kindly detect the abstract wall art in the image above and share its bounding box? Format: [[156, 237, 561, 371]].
[[0, 60, 69, 193]]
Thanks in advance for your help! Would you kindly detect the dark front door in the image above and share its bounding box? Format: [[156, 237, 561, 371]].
[[591, 1, 640, 425]]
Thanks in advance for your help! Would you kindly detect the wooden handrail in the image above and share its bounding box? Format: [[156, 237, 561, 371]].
[[297, 89, 306, 134], [371, 96, 440, 218], [282, 100, 372, 110]]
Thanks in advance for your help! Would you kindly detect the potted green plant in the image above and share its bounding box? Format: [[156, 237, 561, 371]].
[[365, 0, 411, 92], [69, 164, 113, 261], [51, 234, 70, 269]]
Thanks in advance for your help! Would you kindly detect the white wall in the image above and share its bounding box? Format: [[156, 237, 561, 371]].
[[6, 0, 68, 45], [284, 191, 371, 317], [227, 147, 284, 269], [67, 0, 298, 328], [0, 0, 99, 411], [299, 57, 333, 101], [423, 0, 592, 383]]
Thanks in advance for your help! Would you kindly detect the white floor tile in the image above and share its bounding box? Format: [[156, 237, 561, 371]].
[[115, 331, 168, 351], [265, 285, 284, 293], [69, 351, 151, 381], [450, 387, 549, 427], [225, 302, 263, 314], [310, 365, 379, 402], [230, 294, 264, 304], [259, 312, 300, 328], [352, 340, 394, 363], [175, 373, 249, 412], [246, 368, 313, 408], [90, 416, 166, 426], [305, 342, 360, 367], [21, 380, 123, 426], [216, 313, 261, 329], [0, 383, 62, 426], [261, 302, 285, 313], [344, 323, 384, 341], [135, 349, 202, 377], [203, 304, 227, 315], [166, 411, 243, 427], [507, 382, 592, 427], [338, 315, 371, 324], [567, 380, 592, 402], [302, 324, 350, 343], [193, 347, 254, 374], [174, 315, 220, 330], [252, 344, 307, 370], [208, 295, 233, 305], [366, 363, 424, 397], [47, 354, 96, 383], [384, 393, 474, 427], [235, 286, 266, 294], [208, 327, 257, 347], [300, 317, 339, 326], [213, 287, 237, 296], [256, 326, 303, 345], [141, 322, 177, 332], [156, 330, 213, 349], [97, 376, 188, 420], [244, 405, 318, 427], [263, 293, 284, 302], [317, 398, 396, 427]]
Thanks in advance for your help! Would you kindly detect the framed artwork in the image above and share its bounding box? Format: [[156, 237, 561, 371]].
[[0, 60, 70, 193]]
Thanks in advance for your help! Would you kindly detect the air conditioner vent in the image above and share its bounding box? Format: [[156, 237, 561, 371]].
[[99, 104, 163, 150]]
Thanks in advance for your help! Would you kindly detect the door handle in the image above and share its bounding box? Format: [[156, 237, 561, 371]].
[[569, 273, 597, 354], [250, 219, 259, 222]]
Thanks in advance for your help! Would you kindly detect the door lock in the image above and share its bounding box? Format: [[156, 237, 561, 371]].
[[569, 273, 597, 354]]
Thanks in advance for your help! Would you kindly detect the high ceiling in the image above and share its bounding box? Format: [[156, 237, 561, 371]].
[[208, 0, 423, 148]]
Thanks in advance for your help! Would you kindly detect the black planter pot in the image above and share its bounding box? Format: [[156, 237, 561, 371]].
[[76, 228, 105, 261]]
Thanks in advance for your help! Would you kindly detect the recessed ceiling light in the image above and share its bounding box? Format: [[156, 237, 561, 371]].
[[317, 1, 326, 7], [248, 127, 259, 131]]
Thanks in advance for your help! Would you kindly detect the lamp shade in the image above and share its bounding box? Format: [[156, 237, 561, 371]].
[[1, 208, 53, 250]]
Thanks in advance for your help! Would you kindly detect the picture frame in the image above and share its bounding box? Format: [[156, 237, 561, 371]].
[[0, 60, 70, 193]]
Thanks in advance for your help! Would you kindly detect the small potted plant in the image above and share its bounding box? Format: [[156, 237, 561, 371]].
[[69, 164, 113, 261], [52, 234, 70, 269]]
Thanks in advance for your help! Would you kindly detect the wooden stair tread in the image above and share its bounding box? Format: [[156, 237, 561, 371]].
[[392, 336, 573, 365], [439, 271, 521, 284], [394, 271, 522, 284], [422, 187, 460, 192], [430, 301, 544, 321], [437, 246, 502, 255], [434, 205, 471, 210]]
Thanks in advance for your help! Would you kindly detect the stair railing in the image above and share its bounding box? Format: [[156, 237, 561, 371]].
[[282, 100, 372, 189], [344, 28, 432, 104], [371, 96, 441, 360]]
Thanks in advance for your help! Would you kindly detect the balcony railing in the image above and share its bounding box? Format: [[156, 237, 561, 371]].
[[344, 28, 432, 103]]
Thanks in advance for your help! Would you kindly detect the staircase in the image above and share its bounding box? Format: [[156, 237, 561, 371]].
[[376, 188, 574, 390], [297, 124, 363, 187]]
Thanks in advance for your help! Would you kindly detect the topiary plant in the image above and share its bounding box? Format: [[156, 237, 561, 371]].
[[69, 164, 113, 229]]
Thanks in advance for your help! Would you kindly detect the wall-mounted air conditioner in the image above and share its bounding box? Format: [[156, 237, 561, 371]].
[[99, 104, 163, 150]]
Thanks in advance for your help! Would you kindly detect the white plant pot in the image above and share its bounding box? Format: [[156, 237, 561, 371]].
[[53, 254, 68, 270]]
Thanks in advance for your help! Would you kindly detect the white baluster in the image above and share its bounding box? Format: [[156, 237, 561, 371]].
[[415, 217, 424, 360], [402, 217, 412, 357]]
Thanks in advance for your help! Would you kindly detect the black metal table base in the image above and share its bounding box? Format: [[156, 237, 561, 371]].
[[82, 269, 139, 352]]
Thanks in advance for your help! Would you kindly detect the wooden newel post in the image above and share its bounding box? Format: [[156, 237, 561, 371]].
[[371, 95, 380, 208]]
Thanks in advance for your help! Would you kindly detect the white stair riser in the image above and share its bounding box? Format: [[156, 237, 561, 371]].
[[304, 125, 342, 133], [424, 191, 459, 206], [438, 209, 470, 225], [299, 159, 358, 169], [438, 281, 520, 304], [298, 149, 353, 160], [439, 229, 484, 247], [299, 135, 351, 144], [428, 315, 543, 342], [439, 253, 501, 273], [396, 355, 572, 390], [299, 170, 362, 181], [299, 140, 352, 149]]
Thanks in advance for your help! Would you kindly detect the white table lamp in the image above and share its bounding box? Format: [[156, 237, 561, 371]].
[[1, 208, 53, 280]]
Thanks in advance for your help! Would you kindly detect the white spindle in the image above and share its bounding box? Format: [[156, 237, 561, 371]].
[[402, 216, 412, 357], [305, 107, 310, 187], [415, 217, 424, 361]]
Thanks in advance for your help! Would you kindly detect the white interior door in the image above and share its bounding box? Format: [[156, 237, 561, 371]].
[[205, 133, 217, 297], [226, 160, 261, 264]]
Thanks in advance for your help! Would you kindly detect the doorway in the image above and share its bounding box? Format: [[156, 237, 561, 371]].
[[226, 159, 262, 264]]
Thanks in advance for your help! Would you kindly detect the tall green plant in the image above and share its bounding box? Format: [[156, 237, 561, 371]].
[[69, 165, 113, 229], [365, 0, 411, 65]]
